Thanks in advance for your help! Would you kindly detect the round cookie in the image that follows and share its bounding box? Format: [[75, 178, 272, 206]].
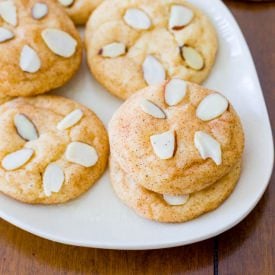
[[0, 0, 82, 97], [85, 0, 218, 99], [56, 0, 103, 25], [0, 95, 109, 204], [109, 81, 244, 195], [110, 157, 241, 223]]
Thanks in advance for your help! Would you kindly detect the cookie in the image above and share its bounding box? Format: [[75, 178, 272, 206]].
[[0, 0, 82, 97], [85, 0, 218, 99], [56, 0, 103, 25], [110, 157, 241, 223], [0, 95, 109, 204], [109, 81, 244, 195]]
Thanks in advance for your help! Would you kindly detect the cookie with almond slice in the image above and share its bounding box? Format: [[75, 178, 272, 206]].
[[85, 0, 217, 99], [110, 157, 241, 223], [109, 81, 244, 195], [0, 0, 82, 97], [0, 95, 109, 204]]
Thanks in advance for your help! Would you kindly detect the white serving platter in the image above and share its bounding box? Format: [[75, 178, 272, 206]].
[[0, 0, 273, 250]]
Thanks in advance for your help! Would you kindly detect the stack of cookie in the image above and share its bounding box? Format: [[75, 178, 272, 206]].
[[0, 0, 109, 204], [109, 81, 244, 222]]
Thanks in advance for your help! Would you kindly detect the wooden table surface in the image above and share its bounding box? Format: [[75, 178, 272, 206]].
[[0, 1, 274, 274]]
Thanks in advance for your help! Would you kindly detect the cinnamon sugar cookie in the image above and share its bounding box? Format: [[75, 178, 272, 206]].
[[0, 95, 109, 204], [110, 157, 241, 223], [85, 0, 217, 99], [109, 81, 244, 195], [0, 0, 82, 97]]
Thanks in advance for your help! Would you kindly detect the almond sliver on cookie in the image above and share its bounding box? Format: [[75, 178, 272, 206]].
[[150, 130, 175, 160], [182, 46, 204, 70], [43, 163, 65, 197], [57, 109, 83, 130], [0, 1, 17, 26], [99, 42, 126, 58], [65, 142, 98, 167], [42, 28, 77, 58], [163, 194, 189, 206], [169, 5, 194, 30], [2, 148, 34, 171], [58, 0, 74, 7], [14, 113, 39, 141], [123, 8, 151, 30], [194, 131, 222, 165], [140, 99, 166, 119], [20, 45, 41, 73], [143, 55, 166, 85], [165, 79, 187, 106], [0, 27, 14, 43], [196, 94, 229, 121], [32, 3, 48, 20]]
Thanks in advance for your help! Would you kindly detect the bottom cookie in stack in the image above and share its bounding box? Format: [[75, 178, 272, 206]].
[[110, 157, 241, 223]]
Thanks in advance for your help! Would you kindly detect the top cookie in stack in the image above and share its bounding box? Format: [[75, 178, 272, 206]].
[[0, 0, 82, 97], [85, 0, 218, 100], [109, 80, 245, 222]]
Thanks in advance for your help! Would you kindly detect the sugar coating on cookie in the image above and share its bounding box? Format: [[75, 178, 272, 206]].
[[85, 0, 218, 99], [110, 157, 241, 223], [57, 0, 103, 25], [0, 96, 109, 204], [0, 0, 82, 97], [109, 81, 244, 195]]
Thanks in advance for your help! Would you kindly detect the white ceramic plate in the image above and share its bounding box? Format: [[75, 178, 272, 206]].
[[0, 0, 273, 250]]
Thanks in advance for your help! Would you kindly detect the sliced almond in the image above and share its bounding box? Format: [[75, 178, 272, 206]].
[[182, 46, 204, 70], [196, 94, 229, 121], [20, 45, 41, 73], [57, 109, 83, 130], [2, 148, 34, 171], [123, 8, 151, 30], [0, 1, 17, 26], [169, 5, 194, 30], [65, 142, 98, 167], [163, 194, 189, 206], [143, 55, 166, 86], [41, 28, 77, 58], [43, 163, 64, 197], [150, 130, 175, 160], [0, 27, 14, 43], [99, 42, 126, 58], [14, 114, 39, 141], [165, 79, 187, 106], [194, 131, 222, 165], [140, 99, 166, 119], [32, 3, 48, 20], [58, 0, 74, 7]]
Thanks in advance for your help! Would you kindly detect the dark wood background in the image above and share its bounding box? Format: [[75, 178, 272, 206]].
[[0, 1, 274, 274]]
